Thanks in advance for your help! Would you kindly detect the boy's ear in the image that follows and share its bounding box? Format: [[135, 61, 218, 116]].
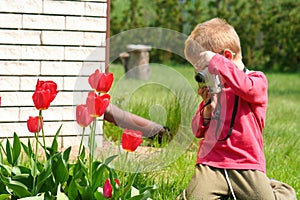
[[223, 49, 234, 60]]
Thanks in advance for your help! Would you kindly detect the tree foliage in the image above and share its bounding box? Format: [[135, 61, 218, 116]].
[[110, 0, 300, 72]]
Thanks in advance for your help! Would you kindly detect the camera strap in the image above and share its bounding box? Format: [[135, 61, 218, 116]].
[[217, 66, 247, 141], [218, 95, 239, 141]]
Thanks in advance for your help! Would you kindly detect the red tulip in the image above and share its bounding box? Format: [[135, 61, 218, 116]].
[[103, 178, 113, 198], [27, 116, 43, 133], [86, 92, 110, 117], [121, 129, 143, 152], [114, 178, 120, 187], [88, 69, 114, 93], [76, 104, 93, 127], [32, 79, 58, 110]]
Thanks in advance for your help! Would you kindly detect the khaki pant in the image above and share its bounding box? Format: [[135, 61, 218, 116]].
[[177, 164, 296, 200]]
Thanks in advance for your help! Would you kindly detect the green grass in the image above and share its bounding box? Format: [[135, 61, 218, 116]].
[[106, 64, 300, 199]]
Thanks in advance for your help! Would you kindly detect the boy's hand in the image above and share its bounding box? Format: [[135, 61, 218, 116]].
[[194, 51, 216, 72], [198, 86, 210, 104], [198, 85, 217, 115]]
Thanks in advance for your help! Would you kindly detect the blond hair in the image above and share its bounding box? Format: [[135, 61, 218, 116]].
[[185, 18, 242, 64]]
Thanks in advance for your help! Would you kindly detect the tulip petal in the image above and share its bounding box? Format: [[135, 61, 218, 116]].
[[121, 129, 143, 152], [103, 178, 113, 198], [76, 104, 94, 127], [88, 69, 114, 93]]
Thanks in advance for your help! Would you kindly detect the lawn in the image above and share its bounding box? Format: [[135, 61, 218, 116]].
[[106, 63, 300, 199]]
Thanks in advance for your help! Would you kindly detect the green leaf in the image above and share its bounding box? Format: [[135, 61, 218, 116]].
[[12, 132, 21, 165], [50, 124, 63, 154], [5, 139, 13, 165], [93, 188, 105, 200], [21, 139, 33, 158], [0, 194, 10, 200], [52, 154, 69, 183], [92, 162, 106, 191], [104, 155, 118, 166], [12, 166, 24, 175], [131, 186, 139, 197], [56, 184, 69, 200], [139, 184, 158, 194], [21, 142, 29, 157], [0, 141, 4, 163], [12, 166, 33, 187], [15, 165, 32, 174], [124, 173, 138, 198], [66, 178, 79, 200], [0, 174, 9, 195], [77, 158, 88, 177], [128, 184, 157, 200], [79, 146, 85, 159], [0, 163, 11, 176], [18, 194, 44, 200], [4, 179, 32, 198], [127, 191, 151, 200], [35, 160, 52, 193], [30, 157, 37, 178], [76, 183, 93, 200], [63, 146, 71, 162], [128, 186, 155, 200]]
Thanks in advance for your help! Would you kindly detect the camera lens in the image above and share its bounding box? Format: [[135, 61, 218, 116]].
[[195, 74, 205, 83]]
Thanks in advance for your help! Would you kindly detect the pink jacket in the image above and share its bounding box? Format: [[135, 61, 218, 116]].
[[192, 54, 268, 173]]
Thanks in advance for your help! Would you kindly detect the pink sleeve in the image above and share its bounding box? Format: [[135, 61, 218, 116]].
[[191, 101, 210, 138], [208, 54, 268, 104]]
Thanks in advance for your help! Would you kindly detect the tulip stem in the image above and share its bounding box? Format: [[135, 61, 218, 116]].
[[89, 118, 97, 183], [32, 131, 39, 194], [78, 127, 85, 157], [39, 110, 46, 151]]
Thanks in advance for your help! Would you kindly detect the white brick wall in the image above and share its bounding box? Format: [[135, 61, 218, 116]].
[[0, 0, 109, 146]]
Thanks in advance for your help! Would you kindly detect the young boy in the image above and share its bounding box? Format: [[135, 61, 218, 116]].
[[178, 18, 296, 200]]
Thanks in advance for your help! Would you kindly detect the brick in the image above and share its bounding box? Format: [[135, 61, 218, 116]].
[[63, 77, 91, 91], [41, 61, 83, 76], [0, 84, 62, 107], [0, 30, 41, 45], [23, 14, 65, 30], [72, 91, 91, 106], [41, 62, 105, 80], [43, 0, 85, 16], [60, 106, 75, 121], [0, 45, 22, 59], [41, 31, 84, 46], [19, 76, 63, 91], [53, 91, 76, 106], [19, 106, 74, 122], [0, 123, 26, 138], [0, 76, 20, 91], [83, 32, 106, 46], [65, 47, 105, 61], [19, 77, 38, 91], [0, 92, 32, 107], [85, 2, 107, 16], [19, 107, 37, 121], [22, 46, 64, 60], [0, 107, 20, 122], [82, 62, 106, 72], [0, 14, 22, 28], [66, 16, 106, 32], [0, 0, 42, 13], [0, 61, 40, 75]]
